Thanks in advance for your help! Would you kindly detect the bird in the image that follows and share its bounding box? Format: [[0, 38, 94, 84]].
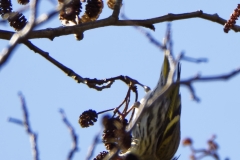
[[122, 51, 181, 160]]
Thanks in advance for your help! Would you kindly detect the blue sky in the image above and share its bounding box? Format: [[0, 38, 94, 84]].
[[1, 0, 240, 160]]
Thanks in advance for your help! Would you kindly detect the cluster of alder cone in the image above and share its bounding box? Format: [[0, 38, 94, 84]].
[[79, 108, 137, 160], [79, 81, 141, 160], [0, 0, 116, 35]]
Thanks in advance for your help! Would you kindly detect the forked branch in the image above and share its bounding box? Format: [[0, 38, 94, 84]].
[[59, 109, 79, 160], [8, 93, 39, 160]]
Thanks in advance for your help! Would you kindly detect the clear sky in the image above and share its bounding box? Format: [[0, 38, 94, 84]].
[[1, 0, 240, 160]]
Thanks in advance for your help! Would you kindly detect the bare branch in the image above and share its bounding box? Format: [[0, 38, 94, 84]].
[[23, 40, 86, 82], [121, 14, 207, 65], [121, 13, 162, 49], [8, 93, 39, 160], [24, 40, 150, 92], [183, 135, 220, 160], [178, 52, 208, 64], [127, 66, 240, 104], [111, 0, 122, 19], [8, 117, 24, 125], [1, 10, 239, 42], [85, 133, 100, 160], [179, 67, 240, 101], [181, 67, 240, 83], [59, 109, 78, 160]]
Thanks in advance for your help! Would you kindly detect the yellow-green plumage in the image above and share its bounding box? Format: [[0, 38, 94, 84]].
[[124, 53, 181, 160]]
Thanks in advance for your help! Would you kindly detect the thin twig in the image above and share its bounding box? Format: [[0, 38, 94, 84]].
[[121, 13, 163, 49], [59, 108, 78, 160], [24, 40, 150, 92], [122, 12, 209, 63], [23, 40, 85, 82], [178, 52, 208, 64], [8, 93, 39, 160], [8, 117, 24, 125], [179, 67, 240, 101], [97, 108, 115, 115], [184, 135, 220, 160], [113, 86, 132, 117], [85, 132, 100, 160]]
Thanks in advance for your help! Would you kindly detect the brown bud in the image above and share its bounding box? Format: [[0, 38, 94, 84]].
[[182, 138, 193, 146], [17, 0, 29, 5]]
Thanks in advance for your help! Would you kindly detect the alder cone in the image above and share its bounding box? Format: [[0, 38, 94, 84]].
[[85, 0, 103, 18], [59, 0, 82, 25], [8, 12, 27, 31], [78, 109, 98, 128], [80, 0, 103, 23], [0, 0, 12, 16]]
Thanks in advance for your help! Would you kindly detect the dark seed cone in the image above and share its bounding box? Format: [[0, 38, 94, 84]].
[[93, 151, 108, 160], [86, 0, 103, 18], [8, 12, 27, 31], [102, 116, 131, 152], [0, 0, 12, 16], [80, 0, 103, 23], [114, 118, 132, 153], [59, 0, 82, 25], [17, 0, 29, 5], [102, 117, 120, 150], [79, 109, 98, 128]]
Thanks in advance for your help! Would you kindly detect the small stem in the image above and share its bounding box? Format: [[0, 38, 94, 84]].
[[97, 108, 115, 115]]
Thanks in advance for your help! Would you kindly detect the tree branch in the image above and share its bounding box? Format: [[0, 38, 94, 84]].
[[178, 52, 208, 64], [179, 67, 240, 101], [0, 10, 238, 69], [8, 93, 39, 160], [22, 40, 152, 92], [111, 0, 122, 19], [85, 133, 100, 160], [59, 109, 78, 160], [0, 10, 238, 42]]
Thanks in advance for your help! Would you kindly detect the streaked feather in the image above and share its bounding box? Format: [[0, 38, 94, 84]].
[[124, 52, 181, 160]]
